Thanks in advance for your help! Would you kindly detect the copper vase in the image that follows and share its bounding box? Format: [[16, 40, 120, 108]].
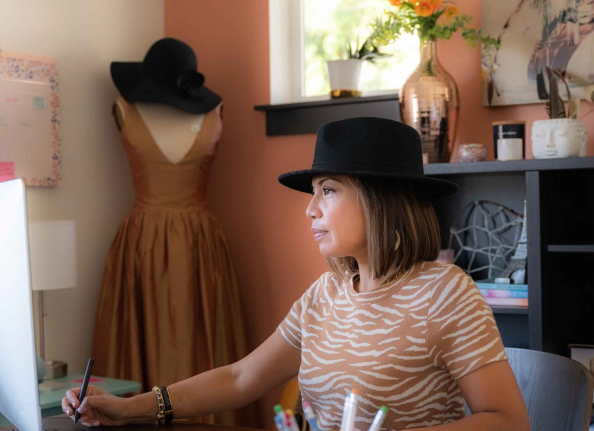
[[400, 40, 459, 164]]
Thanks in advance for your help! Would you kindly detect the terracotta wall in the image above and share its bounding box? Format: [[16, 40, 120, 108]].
[[164, 0, 593, 428]]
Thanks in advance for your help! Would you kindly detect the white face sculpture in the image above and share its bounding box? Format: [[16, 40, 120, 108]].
[[532, 119, 587, 159]]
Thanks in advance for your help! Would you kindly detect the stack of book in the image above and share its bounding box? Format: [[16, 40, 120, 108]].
[[475, 279, 528, 307]]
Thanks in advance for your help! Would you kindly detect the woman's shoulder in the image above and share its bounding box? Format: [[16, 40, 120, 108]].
[[426, 262, 484, 311], [420, 260, 470, 282], [297, 271, 343, 310]]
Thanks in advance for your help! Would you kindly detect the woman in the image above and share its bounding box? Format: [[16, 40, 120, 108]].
[[62, 117, 530, 431]]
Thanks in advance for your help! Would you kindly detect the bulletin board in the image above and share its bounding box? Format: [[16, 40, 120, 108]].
[[0, 51, 61, 187]]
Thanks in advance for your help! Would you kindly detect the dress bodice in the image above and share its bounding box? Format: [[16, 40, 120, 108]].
[[117, 96, 222, 209]]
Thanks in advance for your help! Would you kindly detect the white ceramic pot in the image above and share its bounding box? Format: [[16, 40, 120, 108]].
[[326, 59, 363, 98], [531, 118, 588, 159]]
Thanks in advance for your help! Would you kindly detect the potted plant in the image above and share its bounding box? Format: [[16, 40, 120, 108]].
[[531, 67, 587, 159], [367, 0, 498, 163], [326, 35, 390, 98]]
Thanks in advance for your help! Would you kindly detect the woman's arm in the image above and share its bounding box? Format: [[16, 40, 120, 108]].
[[125, 330, 301, 422], [406, 361, 531, 431]]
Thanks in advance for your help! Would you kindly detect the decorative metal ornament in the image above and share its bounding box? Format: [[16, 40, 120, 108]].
[[448, 200, 524, 279]]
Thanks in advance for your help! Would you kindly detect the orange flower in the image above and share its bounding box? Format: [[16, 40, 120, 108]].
[[426, 0, 442, 9], [443, 5, 460, 19], [414, 1, 433, 17], [388, 0, 402, 6]]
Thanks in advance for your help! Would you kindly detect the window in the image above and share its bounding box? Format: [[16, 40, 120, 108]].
[[269, 0, 420, 104]]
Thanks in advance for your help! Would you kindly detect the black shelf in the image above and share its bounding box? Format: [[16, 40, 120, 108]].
[[427, 159, 594, 356], [254, 94, 401, 136], [491, 306, 529, 315], [424, 156, 594, 176], [547, 245, 594, 253]]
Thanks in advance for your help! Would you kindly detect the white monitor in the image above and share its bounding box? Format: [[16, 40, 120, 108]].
[[0, 178, 42, 431]]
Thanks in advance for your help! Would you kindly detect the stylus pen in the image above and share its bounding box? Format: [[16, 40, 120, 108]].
[[73, 358, 94, 424]]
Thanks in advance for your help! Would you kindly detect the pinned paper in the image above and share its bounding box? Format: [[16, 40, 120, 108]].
[[0, 162, 15, 182]]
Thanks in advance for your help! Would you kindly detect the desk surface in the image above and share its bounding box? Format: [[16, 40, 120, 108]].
[[38, 375, 141, 410], [38, 374, 141, 411], [0, 375, 142, 428], [1, 415, 262, 431]]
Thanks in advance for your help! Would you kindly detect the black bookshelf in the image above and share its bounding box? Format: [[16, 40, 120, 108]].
[[425, 156, 594, 357]]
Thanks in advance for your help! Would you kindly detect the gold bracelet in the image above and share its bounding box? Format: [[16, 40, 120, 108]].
[[152, 386, 166, 425]]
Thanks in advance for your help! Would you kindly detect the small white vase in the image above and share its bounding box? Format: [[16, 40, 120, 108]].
[[326, 59, 363, 98], [531, 118, 588, 159]]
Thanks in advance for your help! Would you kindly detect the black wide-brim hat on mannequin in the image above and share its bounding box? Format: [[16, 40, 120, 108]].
[[278, 117, 458, 201], [111, 37, 221, 114]]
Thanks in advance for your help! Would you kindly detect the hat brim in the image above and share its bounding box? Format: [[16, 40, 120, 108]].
[[110, 62, 222, 114], [278, 169, 458, 201]]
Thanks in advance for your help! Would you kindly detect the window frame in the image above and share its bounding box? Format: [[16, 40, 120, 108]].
[[269, 0, 403, 105]]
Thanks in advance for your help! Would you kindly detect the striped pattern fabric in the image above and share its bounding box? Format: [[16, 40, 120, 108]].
[[277, 261, 508, 430]]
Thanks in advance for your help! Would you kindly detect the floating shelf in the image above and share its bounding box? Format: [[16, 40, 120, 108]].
[[254, 94, 401, 136], [547, 245, 594, 253], [424, 156, 594, 176], [491, 306, 529, 315]]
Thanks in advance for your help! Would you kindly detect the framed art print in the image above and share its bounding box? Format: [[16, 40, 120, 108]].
[[482, 0, 594, 106]]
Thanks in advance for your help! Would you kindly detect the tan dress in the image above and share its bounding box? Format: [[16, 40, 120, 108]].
[[91, 96, 255, 426]]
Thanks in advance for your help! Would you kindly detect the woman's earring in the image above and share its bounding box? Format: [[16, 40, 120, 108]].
[[395, 230, 401, 251]]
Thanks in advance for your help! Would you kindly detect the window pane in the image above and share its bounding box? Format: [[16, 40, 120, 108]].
[[303, 0, 420, 98]]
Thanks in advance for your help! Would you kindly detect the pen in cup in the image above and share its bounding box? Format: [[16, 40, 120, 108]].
[[274, 405, 288, 431], [339, 388, 358, 431], [302, 401, 320, 431], [73, 357, 94, 424], [368, 406, 388, 431], [285, 409, 301, 431]]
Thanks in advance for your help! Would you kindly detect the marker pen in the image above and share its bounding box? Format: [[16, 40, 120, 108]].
[[274, 404, 289, 431], [285, 409, 301, 431], [274, 414, 286, 431], [339, 388, 359, 431], [368, 406, 388, 431], [302, 401, 320, 431]]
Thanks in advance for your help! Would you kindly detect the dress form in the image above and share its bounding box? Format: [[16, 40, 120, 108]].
[[113, 100, 220, 164], [95, 97, 256, 427]]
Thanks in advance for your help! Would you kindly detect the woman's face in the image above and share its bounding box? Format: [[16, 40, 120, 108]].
[[306, 174, 367, 258]]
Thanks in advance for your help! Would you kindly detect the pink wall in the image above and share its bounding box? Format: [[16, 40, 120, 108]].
[[164, 0, 593, 428]]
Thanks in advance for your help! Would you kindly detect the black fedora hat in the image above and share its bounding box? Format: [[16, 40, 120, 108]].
[[278, 117, 458, 200], [111, 37, 221, 114]]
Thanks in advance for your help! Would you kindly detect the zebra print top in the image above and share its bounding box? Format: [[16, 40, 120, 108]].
[[277, 261, 508, 430]]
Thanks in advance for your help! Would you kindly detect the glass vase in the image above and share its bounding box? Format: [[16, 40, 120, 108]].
[[400, 39, 459, 164]]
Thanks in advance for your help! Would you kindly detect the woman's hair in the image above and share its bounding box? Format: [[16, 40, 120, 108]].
[[325, 175, 441, 282]]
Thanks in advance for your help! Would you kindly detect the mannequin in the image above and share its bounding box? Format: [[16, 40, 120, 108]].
[[91, 38, 255, 428], [112, 101, 224, 163]]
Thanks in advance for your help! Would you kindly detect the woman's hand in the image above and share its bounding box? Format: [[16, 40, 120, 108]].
[[61, 385, 130, 427]]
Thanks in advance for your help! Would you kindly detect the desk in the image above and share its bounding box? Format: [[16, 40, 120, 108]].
[[0, 415, 262, 431], [0, 374, 141, 427]]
